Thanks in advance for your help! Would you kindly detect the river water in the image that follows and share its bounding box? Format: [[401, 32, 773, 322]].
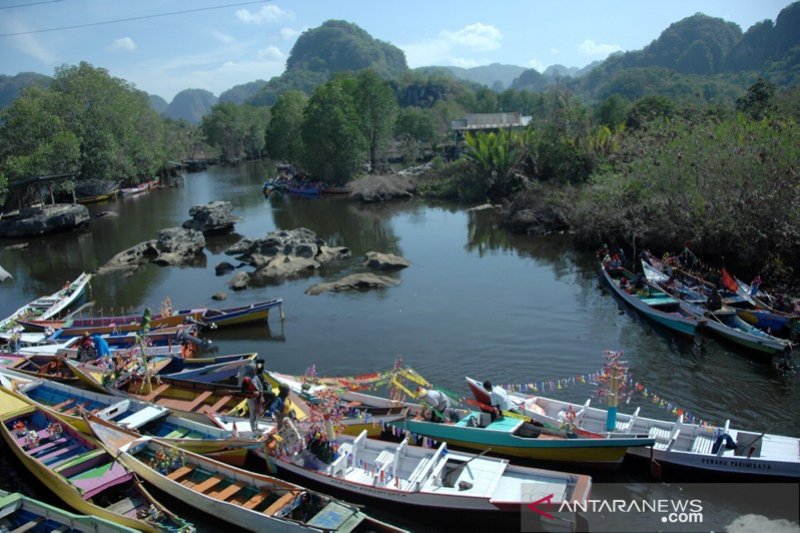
[[1, 160, 798, 532]]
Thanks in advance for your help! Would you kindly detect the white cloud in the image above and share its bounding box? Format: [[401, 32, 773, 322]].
[[578, 39, 622, 57], [211, 31, 235, 44], [527, 59, 544, 72], [401, 23, 503, 68], [4, 18, 55, 64], [442, 23, 502, 51], [107, 37, 136, 52], [257, 46, 285, 60], [280, 27, 302, 40], [236, 5, 293, 24]]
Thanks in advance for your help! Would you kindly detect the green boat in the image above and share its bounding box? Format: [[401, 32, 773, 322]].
[[392, 411, 655, 469]]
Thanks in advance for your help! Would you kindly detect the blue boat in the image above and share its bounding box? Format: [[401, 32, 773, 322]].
[[600, 262, 701, 338]]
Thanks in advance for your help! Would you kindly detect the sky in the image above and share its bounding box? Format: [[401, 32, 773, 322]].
[[0, 0, 793, 102]]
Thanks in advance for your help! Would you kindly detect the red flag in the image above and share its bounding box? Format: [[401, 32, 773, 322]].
[[721, 268, 739, 293]]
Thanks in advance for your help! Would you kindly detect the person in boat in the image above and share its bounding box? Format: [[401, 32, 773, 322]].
[[416, 387, 452, 423], [238, 362, 264, 433], [482, 380, 517, 421], [633, 273, 647, 295], [265, 384, 290, 427], [707, 286, 723, 312], [78, 332, 96, 362]]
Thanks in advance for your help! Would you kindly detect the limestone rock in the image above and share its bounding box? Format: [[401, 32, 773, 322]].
[[228, 271, 250, 291], [305, 273, 400, 295], [182, 201, 241, 234], [98, 227, 205, 273], [212, 291, 228, 301], [215, 261, 235, 276], [0, 204, 90, 238], [363, 251, 410, 270]]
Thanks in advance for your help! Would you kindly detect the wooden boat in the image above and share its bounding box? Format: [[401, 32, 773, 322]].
[[1, 354, 80, 383], [0, 272, 92, 343], [75, 184, 119, 204], [0, 489, 139, 533], [183, 299, 283, 328], [0, 263, 10, 283], [600, 262, 701, 338], [67, 356, 176, 393], [121, 183, 149, 196], [1, 372, 264, 453], [17, 308, 204, 335], [465, 377, 800, 480], [258, 426, 590, 518], [0, 389, 191, 532], [680, 301, 792, 358], [87, 416, 406, 532], [389, 410, 655, 468], [148, 177, 161, 190]]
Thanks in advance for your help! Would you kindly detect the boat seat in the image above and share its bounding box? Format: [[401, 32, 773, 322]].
[[375, 449, 395, 470], [186, 391, 213, 411], [9, 516, 44, 533], [52, 399, 76, 411], [200, 395, 232, 414], [209, 481, 245, 501], [242, 491, 269, 510], [167, 464, 196, 481], [104, 497, 138, 515], [615, 407, 640, 432], [116, 406, 167, 429], [264, 492, 297, 516], [26, 437, 68, 456], [163, 428, 190, 439], [690, 434, 716, 455], [194, 476, 223, 494], [141, 384, 170, 402], [648, 426, 672, 441], [38, 443, 83, 464], [53, 449, 105, 472]]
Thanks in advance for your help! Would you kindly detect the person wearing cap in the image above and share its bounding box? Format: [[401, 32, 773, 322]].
[[416, 387, 451, 423]]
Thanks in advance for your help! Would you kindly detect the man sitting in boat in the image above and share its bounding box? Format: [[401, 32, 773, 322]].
[[265, 385, 291, 426], [482, 381, 518, 421], [416, 387, 453, 423]]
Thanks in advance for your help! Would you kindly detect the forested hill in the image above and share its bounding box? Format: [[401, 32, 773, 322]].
[[513, 5, 800, 98], [248, 19, 408, 106], [163, 89, 218, 124]]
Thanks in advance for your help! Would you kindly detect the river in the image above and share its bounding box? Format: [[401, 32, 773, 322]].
[[1, 160, 798, 532]]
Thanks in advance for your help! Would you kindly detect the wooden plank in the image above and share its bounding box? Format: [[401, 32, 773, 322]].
[[193, 475, 223, 494], [11, 517, 45, 533], [166, 464, 195, 481], [141, 383, 170, 402], [185, 390, 213, 411], [263, 492, 296, 516], [242, 491, 268, 510], [104, 496, 137, 515], [52, 399, 76, 411], [209, 481, 245, 501], [201, 395, 232, 414]]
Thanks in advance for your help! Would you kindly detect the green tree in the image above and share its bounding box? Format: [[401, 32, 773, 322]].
[[597, 94, 629, 129], [354, 70, 398, 172], [264, 90, 308, 162], [301, 79, 367, 183], [736, 77, 776, 120], [202, 103, 269, 162]]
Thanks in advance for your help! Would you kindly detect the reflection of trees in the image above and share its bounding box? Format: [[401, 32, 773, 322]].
[[465, 208, 580, 280], [270, 196, 415, 256]]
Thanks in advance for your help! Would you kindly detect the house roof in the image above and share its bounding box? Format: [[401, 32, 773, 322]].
[[451, 112, 531, 131]]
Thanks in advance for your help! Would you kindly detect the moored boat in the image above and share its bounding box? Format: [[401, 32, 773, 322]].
[[465, 376, 800, 480], [599, 262, 701, 338], [121, 183, 149, 196], [0, 489, 139, 532], [87, 416, 407, 532], [258, 425, 591, 516], [389, 410, 654, 468], [0, 389, 192, 532], [184, 298, 284, 328]]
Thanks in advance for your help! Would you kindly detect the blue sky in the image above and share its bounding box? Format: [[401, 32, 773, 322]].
[[0, 0, 793, 101]]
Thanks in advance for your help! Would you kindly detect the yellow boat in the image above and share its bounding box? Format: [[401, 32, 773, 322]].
[[0, 388, 191, 532]]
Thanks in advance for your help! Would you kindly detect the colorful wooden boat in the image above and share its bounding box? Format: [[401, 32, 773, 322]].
[[258, 427, 591, 516], [184, 299, 284, 328], [1, 373, 266, 457], [0, 272, 92, 343], [88, 416, 406, 532], [389, 410, 655, 468], [75, 185, 119, 204], [17, 309, 204, 335], [600, 262, 701, 338], [1, 354, 80, 383], [0, 489, 139, 532], [67, 356, 176, 393], [465, 376, 800, 480], [0, 389, 191, 532]]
